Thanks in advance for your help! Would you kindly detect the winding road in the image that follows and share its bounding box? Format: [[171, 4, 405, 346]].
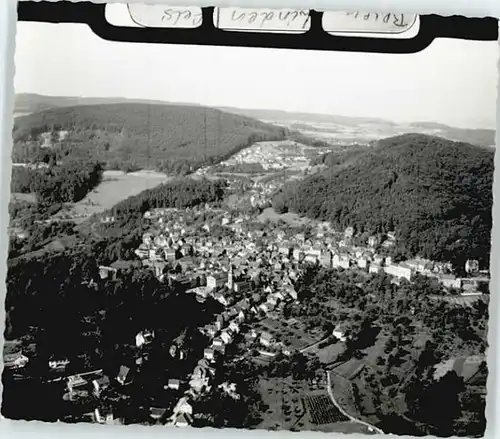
[[325, 371, 384, 435]]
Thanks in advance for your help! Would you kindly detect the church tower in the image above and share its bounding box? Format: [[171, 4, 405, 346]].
[[227, 258, 234, 291]]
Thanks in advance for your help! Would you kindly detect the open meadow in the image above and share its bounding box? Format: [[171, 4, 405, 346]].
[[52, 170, 171, 223]]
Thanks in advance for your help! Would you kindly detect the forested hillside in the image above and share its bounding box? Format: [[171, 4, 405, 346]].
[[14, 93, 191, 116], [12, 103, 288, 174], [272, 134, 494, 269], [11, 161, 103, 205]]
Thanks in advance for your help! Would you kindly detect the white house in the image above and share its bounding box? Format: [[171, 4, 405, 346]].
[[67, 374, 87, 393], [94, 407, 114, 424], [136, 330, 155, 348], [213, 337, 224, 347], [369, 263, 382, 274], [167, 378, 181, 390], [260, 332, 273, 347], [357, 257, 368, 270], [258, 303, 270, 313], [207, 273, 228, 291], [229, 321, 240, 334], [150, 407, 167, 421], [49, 359, 70, 370], [333, 325, 347, 342], [4, 352, 29, 369], [332, 254, 351, 270], [368, 236, 378, 247], [204, 348, 215, 361], [117, 365, 133, 385], [174, 396, 193, 415], [173, 412, 193, 427], [220, 330, 233, 345], [214, 292, 230, 307], [92, 376, 111, 396]]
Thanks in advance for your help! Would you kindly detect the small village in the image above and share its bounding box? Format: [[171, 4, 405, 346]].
[[195, 141, 314, 173]]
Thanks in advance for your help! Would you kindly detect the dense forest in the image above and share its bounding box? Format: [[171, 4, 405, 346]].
[[12, 103, 288, 175], [109, 177, 226, 220], [3, 247, 221, 422], [310, 143, 370, 168], [273, 134, 494, 270], [10, 161, 103, 205]]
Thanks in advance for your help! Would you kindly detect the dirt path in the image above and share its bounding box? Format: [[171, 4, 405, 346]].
[[325, 371, 383, 435]]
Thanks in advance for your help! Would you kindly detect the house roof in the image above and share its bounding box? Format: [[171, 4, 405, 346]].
[[175, 412, 193, 425], [117, 365, 131, 379], [94, 376, 110, 386], [261, 331, 273, 340], [4, 352, 26, 362], [198, 358, 210, 368], [96, 406, 113, 416], [68, 374, 87, 385], [150, 407, 167, 417]]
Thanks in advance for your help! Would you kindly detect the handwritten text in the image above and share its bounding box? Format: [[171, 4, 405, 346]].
[[344, 11, 412, 28], [161, 8, 203, 27]]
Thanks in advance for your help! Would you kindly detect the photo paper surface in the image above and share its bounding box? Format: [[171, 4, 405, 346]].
[[2, 3, 498, 438]]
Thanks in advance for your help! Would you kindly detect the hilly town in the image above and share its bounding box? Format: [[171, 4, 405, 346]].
[[4, 93, 493, 438], [4, 173, 490, 432]]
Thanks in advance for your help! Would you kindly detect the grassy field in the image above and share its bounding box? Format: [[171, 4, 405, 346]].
[[52, 170, 171, 223], [253, 317, 323, 351], [316, 342, 344, 364]]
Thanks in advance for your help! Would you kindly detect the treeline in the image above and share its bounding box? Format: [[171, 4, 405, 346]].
[[288, 130, 332, 148], [110, 177, 227, 218], [272, 134, 494, 270], [10, 161, 103, 205], [12, 103, 289, 175], [310, 143, 368, 167]]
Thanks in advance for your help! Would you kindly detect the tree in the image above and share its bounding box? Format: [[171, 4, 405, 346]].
[[407, 371, 466, 436]]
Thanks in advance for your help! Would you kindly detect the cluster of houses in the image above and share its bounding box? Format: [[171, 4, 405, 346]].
[[98, 206, 491, 303], [5, 195, 490, 426], [60, 329, 181, 426], [166, 260, 304, 427], [62, 366, 135, 425], [196, 141, 310, 173]]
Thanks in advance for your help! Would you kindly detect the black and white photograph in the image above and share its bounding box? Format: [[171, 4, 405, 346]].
[[2, 4, 498, 438]]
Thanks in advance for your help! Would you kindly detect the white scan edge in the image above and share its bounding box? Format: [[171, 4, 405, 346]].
[[0, 2, 499, 439]]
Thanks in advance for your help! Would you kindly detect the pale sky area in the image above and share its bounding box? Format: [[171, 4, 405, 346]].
[[13, 19, 499, 129]]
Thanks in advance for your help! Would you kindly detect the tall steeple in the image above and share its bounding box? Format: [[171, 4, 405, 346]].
[[227, 257, 234, 291]]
